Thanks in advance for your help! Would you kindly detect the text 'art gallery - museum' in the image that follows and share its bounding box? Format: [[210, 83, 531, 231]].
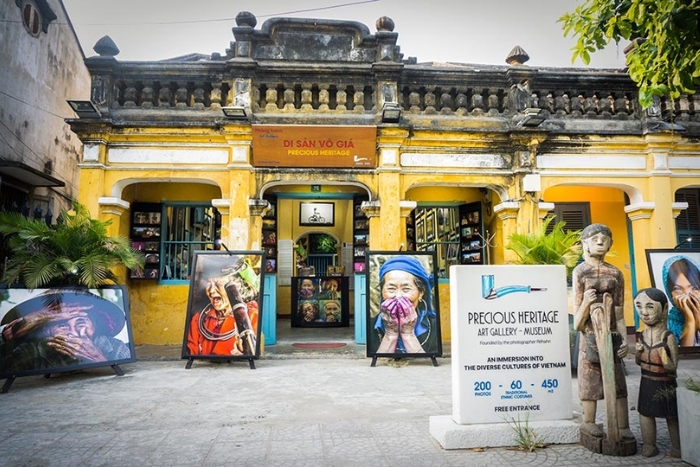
[[66, 12, 700, 347]]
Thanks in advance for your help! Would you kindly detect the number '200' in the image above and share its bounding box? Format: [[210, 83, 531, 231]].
[[474, 381, 491, 391]]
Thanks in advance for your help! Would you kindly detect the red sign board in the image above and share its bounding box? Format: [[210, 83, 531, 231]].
[[252, 125, 377, 168]]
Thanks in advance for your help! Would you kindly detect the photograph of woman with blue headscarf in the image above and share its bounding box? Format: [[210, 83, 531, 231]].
[[366, 252, 442, 357], [662, 255, 700, 347]]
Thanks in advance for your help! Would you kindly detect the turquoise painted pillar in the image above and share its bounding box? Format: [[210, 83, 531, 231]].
[[354, 273, 367, 344], [262, 273, 277, 345]]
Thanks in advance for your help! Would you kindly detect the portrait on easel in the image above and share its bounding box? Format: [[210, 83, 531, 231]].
[[181, 251, 265, 361], [646, 249, 700, 351], [365, 251, 442, 360], [0, 287, 135, 380]]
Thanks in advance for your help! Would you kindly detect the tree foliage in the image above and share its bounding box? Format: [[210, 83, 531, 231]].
[[506, 216, 582, 279], [560, 0, 700, 108], [0, 202, 144, 288]]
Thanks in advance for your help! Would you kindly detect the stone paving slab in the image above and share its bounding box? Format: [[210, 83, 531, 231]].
[[0, 352, 698, 466]]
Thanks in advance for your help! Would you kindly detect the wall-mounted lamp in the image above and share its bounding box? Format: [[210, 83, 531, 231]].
[[674, 237, 694, 249], [67, 100, 100, 119], [517, 107, 546, 128], [221, 106, 248, 120], [381, 102, 402, 124]]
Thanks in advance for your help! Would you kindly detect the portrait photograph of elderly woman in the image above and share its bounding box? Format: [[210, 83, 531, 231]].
[[0, 287, 134, 378], [366, 252, 442, 359]]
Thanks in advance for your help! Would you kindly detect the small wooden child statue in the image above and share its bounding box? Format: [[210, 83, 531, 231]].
[[634, 287, 681, 458]]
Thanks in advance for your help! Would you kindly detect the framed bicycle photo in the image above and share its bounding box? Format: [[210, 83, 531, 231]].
[[299, 202, 334, 226]]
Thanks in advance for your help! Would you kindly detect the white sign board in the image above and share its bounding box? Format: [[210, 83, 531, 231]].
[[450, 265, 573, 424]]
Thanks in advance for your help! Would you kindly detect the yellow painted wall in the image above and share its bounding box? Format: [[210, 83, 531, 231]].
[[437, 281, 451, 343], [121, 182, 223, 344], [544, 186, 636, 326]]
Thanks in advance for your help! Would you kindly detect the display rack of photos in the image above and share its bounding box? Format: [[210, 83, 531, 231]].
[[352, 197, 369, 273], [130, 202, 162, 279], [291, 275, 349, 327], [412, 206, 461, 278], [262, 196, 277, 273], [458, 201, 484, 265]]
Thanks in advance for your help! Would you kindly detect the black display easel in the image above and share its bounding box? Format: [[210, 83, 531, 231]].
[[1, 363, 125, 394], [184, 357, 256, 370], [370, 356, 439, 367]]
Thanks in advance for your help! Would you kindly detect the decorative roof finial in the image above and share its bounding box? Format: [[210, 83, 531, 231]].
[[376, 16, 395, 32], [93, 35, 120, 57], [506, 45, 530, 66], [236, 11, 257, 28]]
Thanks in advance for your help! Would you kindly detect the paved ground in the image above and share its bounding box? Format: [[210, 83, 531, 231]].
[[1, 336, 699, 467]]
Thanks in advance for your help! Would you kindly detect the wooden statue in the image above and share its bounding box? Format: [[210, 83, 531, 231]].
[[573, 223, 636, 455], [634, 287, 681, 458]]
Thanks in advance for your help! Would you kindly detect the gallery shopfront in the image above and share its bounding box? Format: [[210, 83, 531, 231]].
[[67, 12, 700, 349]]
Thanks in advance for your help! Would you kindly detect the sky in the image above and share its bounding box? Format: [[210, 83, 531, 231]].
[[61, 0, 629, 69]]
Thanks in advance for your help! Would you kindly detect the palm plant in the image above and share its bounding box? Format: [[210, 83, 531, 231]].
[[0, 201, 144, 288], [505, 216, 582, 280]]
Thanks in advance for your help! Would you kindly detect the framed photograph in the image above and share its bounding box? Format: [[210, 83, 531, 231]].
[[426, 210, 436, 241], [646, 249, 700, 350], [133, 211, 149, 224], [299, 202, 334, 226], [130, 267, 146, 279], [182, 251, 265, 361], [354, 219, 368, 230], [132, 241, 145, 251], [365, 251, 443, 359], [354, 233, 368, 245], [291, 276, 348, 327], [144, 242, 159, 252], [265, 258, 276, 273], [262, 230, 277, 245], [462, 252, 482, 263], [0, 287, 135, 379], [416, 219, 425, 243], [145, 268, 159, 279], [145, 253, 160, 264], [354, 203, 364, 218]]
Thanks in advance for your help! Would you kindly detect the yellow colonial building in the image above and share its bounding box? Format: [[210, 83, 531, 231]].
[[67, 13, 700, 347]]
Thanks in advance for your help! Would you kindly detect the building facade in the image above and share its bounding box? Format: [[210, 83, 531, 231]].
[[66, 12, 700, 347], [0, 0, 89, 227]]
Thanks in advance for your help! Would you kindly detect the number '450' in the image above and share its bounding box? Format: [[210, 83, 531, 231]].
[[541, 379, 558, 389]]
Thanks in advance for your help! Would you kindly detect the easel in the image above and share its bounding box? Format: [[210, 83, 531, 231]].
[[184, 357, 256, 370], [370, 355, 439, 367], [1, 363, 124, 394]]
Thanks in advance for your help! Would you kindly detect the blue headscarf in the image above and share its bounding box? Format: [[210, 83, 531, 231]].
[[375, 255, 435, 340], [661, 254, 700, 342], [379, 255, 434, 311]]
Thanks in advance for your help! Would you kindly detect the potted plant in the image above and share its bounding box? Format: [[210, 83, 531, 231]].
[[678, 373, 700, 465], [505, 216, 582, 276], [506, 216, 582, 366], [0, 201, 144, 288]]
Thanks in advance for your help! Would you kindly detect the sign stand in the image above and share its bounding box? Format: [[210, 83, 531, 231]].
[[431, 265, 579, 449], [1, 363, 125, 394], [370, 356, 439, 367], [185, 357, 256, 370]]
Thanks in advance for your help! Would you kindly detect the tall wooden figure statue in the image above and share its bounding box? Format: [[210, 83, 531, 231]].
[[634, 287, 681, 458], [573, 224, 636, 455]]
